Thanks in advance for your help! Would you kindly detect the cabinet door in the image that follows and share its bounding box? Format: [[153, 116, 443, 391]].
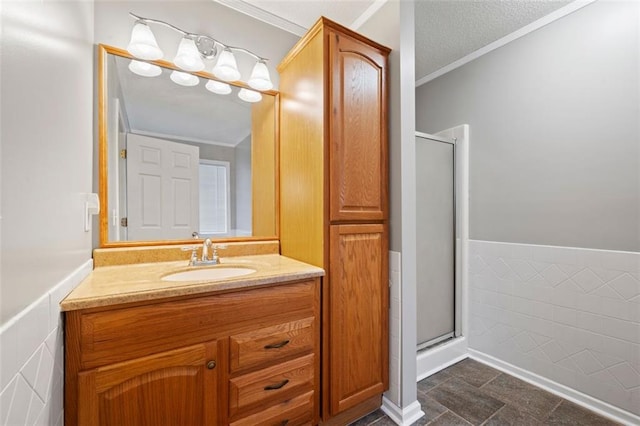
[[328, 224, 389, 415], [77, 341, 219, 425], [329, 31, 388, 222]]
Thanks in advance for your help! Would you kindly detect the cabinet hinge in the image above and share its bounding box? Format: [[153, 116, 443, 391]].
[[120, 217, 128, 227], [120, 149, 127, 159]]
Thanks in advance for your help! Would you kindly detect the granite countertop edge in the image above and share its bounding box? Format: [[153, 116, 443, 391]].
[[61, 254, 324, 312]]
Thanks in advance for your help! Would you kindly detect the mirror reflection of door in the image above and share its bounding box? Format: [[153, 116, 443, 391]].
[[126, 134, 200, 240]]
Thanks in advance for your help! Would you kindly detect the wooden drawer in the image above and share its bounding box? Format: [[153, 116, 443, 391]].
[[230, 391, 313, 426], [229, 354, 314, 417], [230, 317, 314, 373], [73, 281, 316, 369]]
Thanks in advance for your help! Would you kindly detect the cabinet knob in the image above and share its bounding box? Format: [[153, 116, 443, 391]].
[[281, 420, 289, 426], [206, 360, 216, 370]]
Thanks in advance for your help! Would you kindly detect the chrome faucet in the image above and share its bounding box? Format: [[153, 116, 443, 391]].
[[183, 233, 226, 266], [201, 238, 213, 262]]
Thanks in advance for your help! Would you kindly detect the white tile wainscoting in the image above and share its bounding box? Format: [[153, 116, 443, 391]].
[[468, 240, 640, 424], [0, 260, 93, 425]]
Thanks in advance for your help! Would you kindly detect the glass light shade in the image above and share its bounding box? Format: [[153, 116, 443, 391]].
[[174, 37, 205, 72], [128, 60, 162, 77], [170, 70, 199, 87], [247, 61, 273, 91], [127, 22, 163, 60], [212, 49, 241, 82], [205, 80, 232, 95], [238, 88, 262, 103]]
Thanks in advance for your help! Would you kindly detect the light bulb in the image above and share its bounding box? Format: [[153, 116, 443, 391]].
[[212, 48, 241, 82], [205, 80, 232, 95], [170, 70, 199, 87], [247, 60, 273, 91], [174, 37, 205, 72], [238, 88, 262, 103], [126, 21, 163, 60], [128, 60, 162, 77]]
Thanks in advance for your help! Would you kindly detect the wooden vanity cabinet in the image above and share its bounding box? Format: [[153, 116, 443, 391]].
[[65, 279, 321, 426], [278, 17, 390, 424]]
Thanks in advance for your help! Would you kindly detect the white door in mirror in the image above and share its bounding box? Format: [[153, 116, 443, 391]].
[[162, 267, 256, 282], [127, 134, 200, 240]]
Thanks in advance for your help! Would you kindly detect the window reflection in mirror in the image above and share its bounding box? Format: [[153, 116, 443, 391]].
[[98, 45, 277, 247]]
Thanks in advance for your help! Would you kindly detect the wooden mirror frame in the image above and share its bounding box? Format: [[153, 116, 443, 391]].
[[97, 44, 279, 248]]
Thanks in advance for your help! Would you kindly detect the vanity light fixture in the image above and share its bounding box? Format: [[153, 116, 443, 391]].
[[174, 37, 205, 72], [170, 70, 200, 87], [238, 88, 262, 103], [128, 60, 162, 77], [205, 79, 232, 95], [247, 60, 273, 91], [126, 21, 163, 60], [126, 12, 273, 101]]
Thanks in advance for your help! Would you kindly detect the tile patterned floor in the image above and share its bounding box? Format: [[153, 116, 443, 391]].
[[350, 359, 621, 426]]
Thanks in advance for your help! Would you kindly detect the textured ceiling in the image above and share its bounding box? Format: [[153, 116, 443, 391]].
[[221, 0, 574, 83], [414, 0, 573, 81]]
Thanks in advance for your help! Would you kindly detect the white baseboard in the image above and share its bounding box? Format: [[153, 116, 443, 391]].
[[416, 337, 468, 382], [381, 397, 424, 426], [469, 349, 640, 426]]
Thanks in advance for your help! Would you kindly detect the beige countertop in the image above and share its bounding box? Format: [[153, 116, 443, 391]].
[[61, 254, 324, 311]]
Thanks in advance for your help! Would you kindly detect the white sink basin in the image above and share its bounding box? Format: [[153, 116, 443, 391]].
[[162, 267, 256, 282]]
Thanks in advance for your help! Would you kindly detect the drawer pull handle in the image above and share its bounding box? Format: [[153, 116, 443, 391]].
[[264, 379, 289, 391], [206, 360, 216, 370], [264, 340, 290, 349]]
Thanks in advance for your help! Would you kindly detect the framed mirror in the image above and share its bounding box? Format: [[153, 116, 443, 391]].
[[98, 44, 278, 247]]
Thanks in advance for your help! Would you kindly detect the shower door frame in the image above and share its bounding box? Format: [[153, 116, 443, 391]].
[[415, 131, 462, 350]]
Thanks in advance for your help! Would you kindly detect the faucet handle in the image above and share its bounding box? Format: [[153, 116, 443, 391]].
[[181, 245, 199, 265], [211, 244, 227, 263]]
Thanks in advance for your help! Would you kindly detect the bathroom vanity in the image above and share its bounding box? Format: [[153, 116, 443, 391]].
[[78, 12, 390, 425], [62, 255, 323, 426]]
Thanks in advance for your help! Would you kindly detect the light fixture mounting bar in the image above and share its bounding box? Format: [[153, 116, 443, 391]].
[[128, 12, 268, 62]]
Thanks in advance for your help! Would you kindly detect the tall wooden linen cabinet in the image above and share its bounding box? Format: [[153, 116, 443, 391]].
[[278, 17, 390, 424]]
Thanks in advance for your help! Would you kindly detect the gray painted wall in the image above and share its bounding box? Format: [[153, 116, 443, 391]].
[[1, 1, 95, 324], [416, 0, 639, 252]]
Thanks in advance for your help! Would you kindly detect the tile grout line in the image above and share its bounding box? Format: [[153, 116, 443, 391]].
[[419, 374, 455, 396], [479, 404, 506, 426], [479, 372, 503, 390], [546, 398, 566, 420], [425, 409, 449, 425]]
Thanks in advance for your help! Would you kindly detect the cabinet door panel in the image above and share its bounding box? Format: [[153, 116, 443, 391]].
[[77, 341, 218, 425], [329, 32, 388, 222], [329, 224, 388, 414]]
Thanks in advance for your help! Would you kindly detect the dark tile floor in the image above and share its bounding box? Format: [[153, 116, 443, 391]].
[[350, 358, 621, 426]]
